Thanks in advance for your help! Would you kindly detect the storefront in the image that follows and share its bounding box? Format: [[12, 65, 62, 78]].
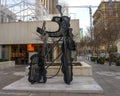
[[0, 20, 80, 64], [0, 43, 61, 65], [10, 44, 55, 64]]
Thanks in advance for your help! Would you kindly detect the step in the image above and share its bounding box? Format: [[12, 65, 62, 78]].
[[3, 76, 104, 96]]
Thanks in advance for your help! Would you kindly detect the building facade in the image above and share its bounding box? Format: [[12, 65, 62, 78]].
[[93, 1, 120, 51], [40, 0, 58, 14], [0, 4, 16, 60], [0, 1, 81, 64], [36, 0, 58, 14], [0, 20, 80, 64]]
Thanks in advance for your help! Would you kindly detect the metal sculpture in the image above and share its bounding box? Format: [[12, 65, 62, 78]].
[[28, 5, 76, 84]]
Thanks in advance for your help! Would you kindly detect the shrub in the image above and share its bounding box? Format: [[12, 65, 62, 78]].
[[115, 59, 120, 66], [90, 56, 98, 62], [0, 59, 9, 62], [97, 57, 106, 64], [105, 58, 109, 62]]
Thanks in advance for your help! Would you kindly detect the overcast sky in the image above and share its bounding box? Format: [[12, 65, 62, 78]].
[[59, 0, 102, 35]]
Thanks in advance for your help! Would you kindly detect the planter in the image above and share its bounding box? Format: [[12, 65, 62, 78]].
[[25, 61, 92, 77], [97, 57, 106, 64], [90, 56, 98, 62], [115, 59, 120, 66], [0, 61, 15, 70]]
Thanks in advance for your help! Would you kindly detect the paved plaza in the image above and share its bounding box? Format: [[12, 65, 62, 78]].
[[83, 57, 120, 96], [0, 57, 120, 96]]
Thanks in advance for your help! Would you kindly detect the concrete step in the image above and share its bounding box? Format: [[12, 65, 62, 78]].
[[0, 91, 29, 96], [3, 76, 104, 96]]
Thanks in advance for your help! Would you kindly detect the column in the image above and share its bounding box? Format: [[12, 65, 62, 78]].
[[8, 45, 11, 60], [0, 46, 2, 58]]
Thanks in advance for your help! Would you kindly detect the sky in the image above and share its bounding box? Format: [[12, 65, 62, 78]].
[[59, 0, 102, 35]]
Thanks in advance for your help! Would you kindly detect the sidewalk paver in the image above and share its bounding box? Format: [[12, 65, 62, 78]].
[[82, 57, 120, 96]]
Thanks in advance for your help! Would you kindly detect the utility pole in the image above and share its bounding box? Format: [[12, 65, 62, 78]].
[[89, 6, 93, 40]]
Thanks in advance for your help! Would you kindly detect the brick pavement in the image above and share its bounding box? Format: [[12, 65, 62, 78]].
[[0, 58, 120, 96]]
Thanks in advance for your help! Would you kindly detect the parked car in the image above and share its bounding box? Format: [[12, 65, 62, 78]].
[[112, 52, 120, 59]]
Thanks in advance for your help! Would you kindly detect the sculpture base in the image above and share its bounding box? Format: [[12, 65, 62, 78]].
[[25, 61, 92, 76], [3, 76, 104, 96]]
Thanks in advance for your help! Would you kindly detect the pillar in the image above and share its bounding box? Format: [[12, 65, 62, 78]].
[[8, 45, 11, 61], [0, 46, 2, 58]]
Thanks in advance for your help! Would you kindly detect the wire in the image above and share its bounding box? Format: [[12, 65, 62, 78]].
[[44, 37, 62, 58], [47, 63, 61, 79], [45, 51, 62, 69]]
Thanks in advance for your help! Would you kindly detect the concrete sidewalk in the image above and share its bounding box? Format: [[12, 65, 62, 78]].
[[82, 57, 120, 96], [0, 65, 27, 96]]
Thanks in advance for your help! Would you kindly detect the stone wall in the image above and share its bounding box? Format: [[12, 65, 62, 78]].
[[0, 61, 15, 70]]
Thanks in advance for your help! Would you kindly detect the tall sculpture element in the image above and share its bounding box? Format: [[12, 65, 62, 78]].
[[28, 5, 76, 84]]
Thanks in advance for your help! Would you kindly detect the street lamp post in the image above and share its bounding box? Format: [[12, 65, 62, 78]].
[[89, 6, 93, 40]]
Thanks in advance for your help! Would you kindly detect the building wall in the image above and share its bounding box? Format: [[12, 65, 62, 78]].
[[0, 20, 80, 45], [116, 40, 120, 53], [36, 0, 58, 14], [93, 1, 120, 51], [0, 20, 80, 62], [48, 0, 58, 14], [117, 43, 120, 53]]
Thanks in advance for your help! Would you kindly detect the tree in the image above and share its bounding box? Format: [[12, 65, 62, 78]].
[[79, 27, 92, 55], [93, 6, 120, 65]]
